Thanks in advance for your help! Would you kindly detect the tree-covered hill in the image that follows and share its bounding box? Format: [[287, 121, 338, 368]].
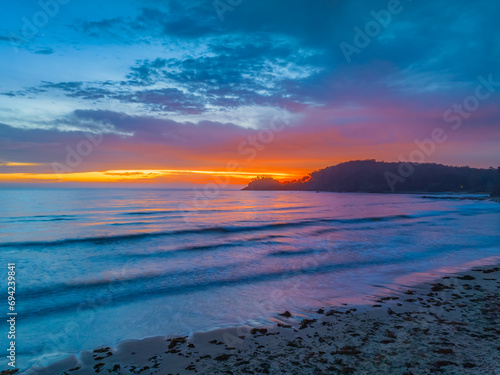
[[243, 160, 499, 195]]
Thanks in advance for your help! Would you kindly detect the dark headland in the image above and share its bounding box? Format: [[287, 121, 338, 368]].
[[243, 160, 500, 196]]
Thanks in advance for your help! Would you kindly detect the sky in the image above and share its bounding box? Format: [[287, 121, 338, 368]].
[[0, 0, 499, 186]]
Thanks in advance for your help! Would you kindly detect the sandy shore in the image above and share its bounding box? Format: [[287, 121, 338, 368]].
[[19, 264, 500, 375]]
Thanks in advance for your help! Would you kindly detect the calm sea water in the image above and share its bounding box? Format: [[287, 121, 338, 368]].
[[0, 188, 499, 370]]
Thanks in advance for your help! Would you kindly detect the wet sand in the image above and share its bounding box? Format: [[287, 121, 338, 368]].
[[23, 265, 500, 375]]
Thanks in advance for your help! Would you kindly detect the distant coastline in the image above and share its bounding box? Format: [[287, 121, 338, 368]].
[[243, 160, 500, 196]]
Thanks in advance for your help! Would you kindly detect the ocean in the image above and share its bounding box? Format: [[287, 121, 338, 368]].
[[0, 188, 499, 370]]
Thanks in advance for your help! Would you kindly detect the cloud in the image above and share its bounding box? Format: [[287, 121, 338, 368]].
[[74, 4, 220, 41], [30, 37, 323, 116], [30, 0, 500, 118], [1, 101, 499, 179], [11, 0, 500, 120], [34, 48, 54, 55], [1, 0, 499, 176], [0, 34, 25, 43]]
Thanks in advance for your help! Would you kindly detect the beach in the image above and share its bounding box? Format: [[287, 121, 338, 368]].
[[25, 262, 500, 375], [1, 190, 499, 373]]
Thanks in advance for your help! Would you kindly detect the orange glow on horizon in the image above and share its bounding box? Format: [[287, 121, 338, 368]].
[[0, 169, 301, 184], [0, 162, 42, 167]]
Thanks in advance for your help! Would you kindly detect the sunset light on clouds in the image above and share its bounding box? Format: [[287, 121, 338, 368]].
[[1, 0, 499, 186], [0, 169, 298, 184]]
